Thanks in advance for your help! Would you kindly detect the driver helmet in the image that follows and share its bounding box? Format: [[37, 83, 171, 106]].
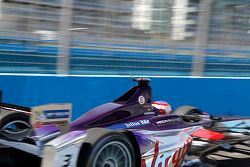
[[152, 101, 172, 115]]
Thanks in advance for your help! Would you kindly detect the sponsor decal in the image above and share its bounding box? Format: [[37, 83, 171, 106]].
[[31, 103, 71, 128], [125, 120, 150, 128], [138, 96, 146, 105], [156, 118, 181, 125], [44, 109, 70, 119], [141, 136, 192, 167]]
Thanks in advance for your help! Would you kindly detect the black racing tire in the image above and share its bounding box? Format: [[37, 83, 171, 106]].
[[0, 147, 41, 167], [77, 128, 136, 167], [173, 105, 202, 115], [0, 111, 31, 140], [0, 111, 30, 128]]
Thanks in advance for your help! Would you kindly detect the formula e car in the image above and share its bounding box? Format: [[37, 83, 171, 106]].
[[0, 78, 249, 167]]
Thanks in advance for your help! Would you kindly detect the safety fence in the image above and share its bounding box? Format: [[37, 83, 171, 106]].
[[0, 0, 250, 76]]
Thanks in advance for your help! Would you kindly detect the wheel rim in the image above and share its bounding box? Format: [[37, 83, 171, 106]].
[[1, 120, 30, 134], [92, 141, 132, 167]]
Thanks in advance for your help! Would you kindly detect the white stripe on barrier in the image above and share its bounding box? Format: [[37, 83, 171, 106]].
[[1, 73, 250, 80]]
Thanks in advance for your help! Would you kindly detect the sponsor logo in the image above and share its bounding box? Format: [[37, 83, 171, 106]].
[[44, 109, 70, 119], [156, 118, 181, 125], [141, 136, 192, 167], [125, 120, 150, 128]]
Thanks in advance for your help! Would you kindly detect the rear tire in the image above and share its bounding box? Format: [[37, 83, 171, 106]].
[[77, 128, 136, 167], [0, 111, 31, 140], [173, 106, 202, 115], [0, 147, 41, 167]]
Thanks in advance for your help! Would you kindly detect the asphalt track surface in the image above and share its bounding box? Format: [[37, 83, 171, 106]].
[[186, 140, 250, 167], [204, 144, 250, 167]]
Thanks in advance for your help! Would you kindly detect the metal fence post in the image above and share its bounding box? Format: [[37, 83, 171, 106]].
[[0, 0, 2, 18], [57, 0, 73, 75], [191, 0, 213, 76]]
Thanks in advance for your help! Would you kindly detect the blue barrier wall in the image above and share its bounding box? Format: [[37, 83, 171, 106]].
[[0, 75, 249, 120]]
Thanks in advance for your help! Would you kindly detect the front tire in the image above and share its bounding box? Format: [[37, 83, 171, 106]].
[[173, 106, 202, 115], [78, 128, 136, 167]]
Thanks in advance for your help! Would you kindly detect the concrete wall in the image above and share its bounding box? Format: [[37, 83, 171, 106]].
[[0, 75, 249, 120]]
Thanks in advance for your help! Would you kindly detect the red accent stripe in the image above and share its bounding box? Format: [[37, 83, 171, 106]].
[[151, 141, 160, 167], [165, 157, 170, 167], [141, 159, 146, 167], [191, 128, 225, 140], [152, 102, 169, 106], [159, 109, 166, 114]]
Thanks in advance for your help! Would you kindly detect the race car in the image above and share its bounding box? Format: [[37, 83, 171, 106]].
[[0, 78, 249, 167]]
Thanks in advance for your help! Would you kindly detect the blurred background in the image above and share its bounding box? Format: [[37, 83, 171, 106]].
[[0, 0, 250, 76]]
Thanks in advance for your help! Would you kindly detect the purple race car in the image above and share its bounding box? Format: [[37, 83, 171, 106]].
[[0, 78, 249, 167]]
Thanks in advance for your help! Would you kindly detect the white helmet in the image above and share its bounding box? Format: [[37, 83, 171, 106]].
[[152, 101, 172, 115]]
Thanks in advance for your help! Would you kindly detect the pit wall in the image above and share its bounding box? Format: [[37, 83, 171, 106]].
[[0, 75, 249, 120]]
